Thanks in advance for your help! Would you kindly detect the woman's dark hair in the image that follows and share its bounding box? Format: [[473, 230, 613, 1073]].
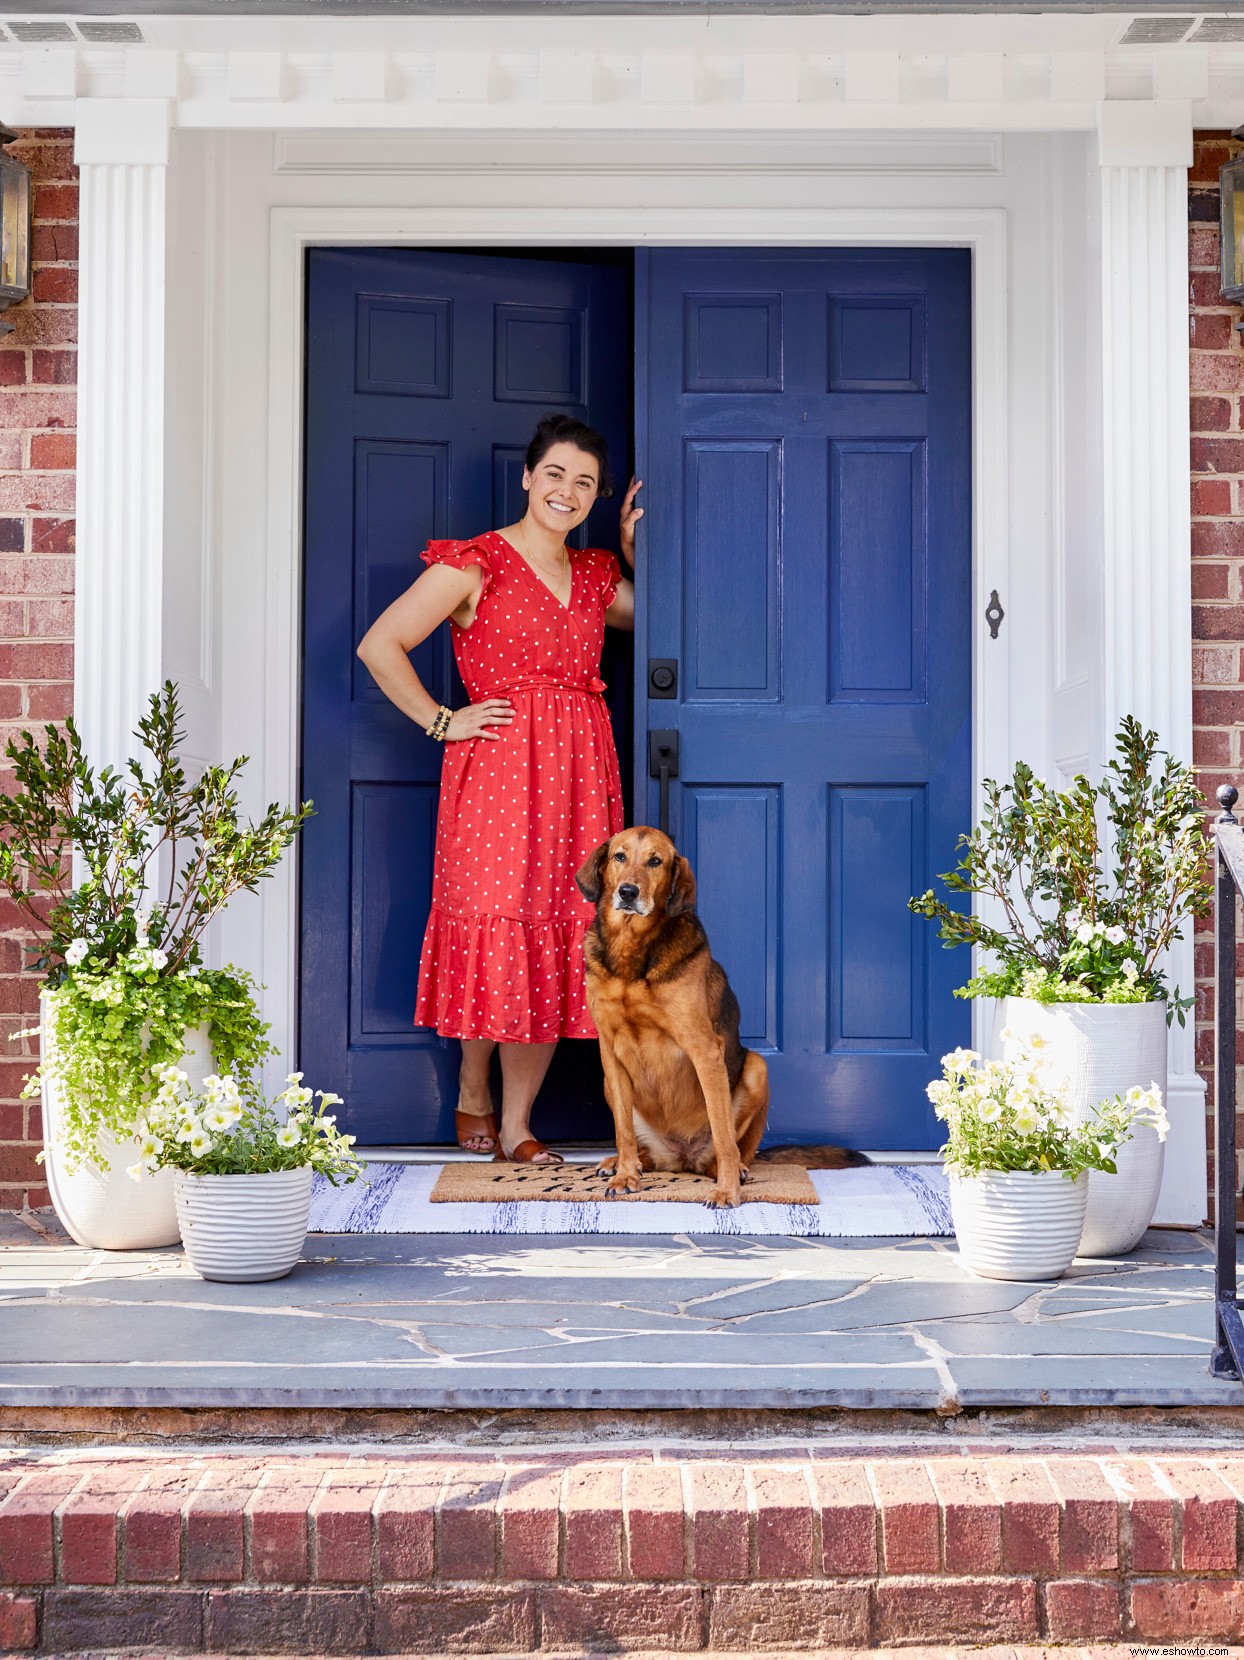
[[525, 414, 614, 500]]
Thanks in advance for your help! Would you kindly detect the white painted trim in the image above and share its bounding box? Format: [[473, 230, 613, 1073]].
[[262, 195, 1011, 1103]]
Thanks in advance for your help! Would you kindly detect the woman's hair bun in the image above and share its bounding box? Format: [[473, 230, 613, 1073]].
[[525, 414, 613, 500]]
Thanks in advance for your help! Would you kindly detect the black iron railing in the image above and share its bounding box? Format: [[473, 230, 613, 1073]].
[[1212, 784, 1244, 1380]]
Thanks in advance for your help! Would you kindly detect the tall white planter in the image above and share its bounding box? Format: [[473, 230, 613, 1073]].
[[39, 993, 212, 1251], [173, 1167, 313, 1282], [950, 1169, 1088, 1280], [996, 997, 1168, 1257]]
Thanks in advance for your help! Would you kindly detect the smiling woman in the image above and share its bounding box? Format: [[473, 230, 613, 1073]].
[[356, 414, 642, 1165]]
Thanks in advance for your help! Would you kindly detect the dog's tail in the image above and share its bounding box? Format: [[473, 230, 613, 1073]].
[[754, 1144, 870, 1170]]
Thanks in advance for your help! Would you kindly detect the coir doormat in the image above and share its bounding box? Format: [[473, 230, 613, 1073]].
[[430, 1159, 818, 1206]]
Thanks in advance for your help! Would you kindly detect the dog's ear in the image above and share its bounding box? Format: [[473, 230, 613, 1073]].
[[575, 841, 612, 904], [665, 854, 697, 917]]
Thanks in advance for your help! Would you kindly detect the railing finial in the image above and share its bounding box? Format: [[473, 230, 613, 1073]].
[[1218, 783, 1239, 824]]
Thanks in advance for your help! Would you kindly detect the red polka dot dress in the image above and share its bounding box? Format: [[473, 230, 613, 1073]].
[[414, 532, 625, 1043]]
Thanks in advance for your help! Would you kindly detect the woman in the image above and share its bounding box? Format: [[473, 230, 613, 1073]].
[[357, 414, 642, 1163]]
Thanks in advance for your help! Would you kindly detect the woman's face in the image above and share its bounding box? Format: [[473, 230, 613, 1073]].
[[523, 442, 600, 537]]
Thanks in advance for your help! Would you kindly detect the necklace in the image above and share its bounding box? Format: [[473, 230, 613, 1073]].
[[513, 518, 570, 603]]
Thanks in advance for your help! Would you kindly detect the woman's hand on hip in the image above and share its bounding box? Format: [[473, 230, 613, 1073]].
[[446, 699, 513, 742], [619, 476, 643, 569]]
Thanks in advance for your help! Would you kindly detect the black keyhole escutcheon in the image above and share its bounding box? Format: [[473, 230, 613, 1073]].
[[985, 590, 1005, 640]]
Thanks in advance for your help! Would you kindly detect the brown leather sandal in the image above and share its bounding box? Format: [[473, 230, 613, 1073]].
[[493, 1137, 565, 1165], [455, 1109, 498, 1153]]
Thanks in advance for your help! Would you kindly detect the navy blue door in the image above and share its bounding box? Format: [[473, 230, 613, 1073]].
[[301, 248, 629, 1145], [637, 249, 972, 1149]]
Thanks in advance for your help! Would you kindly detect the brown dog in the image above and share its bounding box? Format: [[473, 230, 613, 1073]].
[[575, 827, 769, 1208]]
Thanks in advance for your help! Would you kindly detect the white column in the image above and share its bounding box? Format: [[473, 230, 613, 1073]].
[[73, 99, 171, 772], [1097, 100, 1204, 1224]]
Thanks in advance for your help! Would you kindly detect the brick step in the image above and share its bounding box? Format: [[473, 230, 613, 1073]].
[[2, 1449, 1244, 1652]]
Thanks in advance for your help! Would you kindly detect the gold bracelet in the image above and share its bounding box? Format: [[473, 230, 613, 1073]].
[[426, 705, 452, 741]]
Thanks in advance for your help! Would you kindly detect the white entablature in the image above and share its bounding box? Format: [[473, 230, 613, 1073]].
[[2, 9, 1244, 129]]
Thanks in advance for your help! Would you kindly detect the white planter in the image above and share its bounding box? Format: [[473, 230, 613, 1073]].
[[995, 997, 1168, 1257], [39, 994, 212, 1251], [950, 1168, 1088, 1281], [173, 1167, 313, 1282]]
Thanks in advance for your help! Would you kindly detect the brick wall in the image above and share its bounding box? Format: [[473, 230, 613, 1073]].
[[1189, 131, 1244, 1221], [0, 129, 77, 1211]]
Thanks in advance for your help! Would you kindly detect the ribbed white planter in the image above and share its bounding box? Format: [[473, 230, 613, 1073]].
[[996, 997, 1168, 1257], [40, 994, 212, 1251], [173, 1167, 313, 1282], [950, 1168, 1088, 1281]]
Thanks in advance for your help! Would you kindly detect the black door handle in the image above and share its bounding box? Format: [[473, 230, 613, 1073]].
[[647, 729, 679, 836]]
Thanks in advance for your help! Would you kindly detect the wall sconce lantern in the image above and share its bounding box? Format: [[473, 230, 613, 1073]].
[[0, 126, 30, 334], [1220, 128, 1244, 306]]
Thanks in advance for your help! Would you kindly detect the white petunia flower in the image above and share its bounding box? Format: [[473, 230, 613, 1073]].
[[1105, 925, 1126, 946], [977, 1097, 1002, 1124], [64, 938, 89, 967], [276, 1123, 300, 1148], [942, 1047, 979, 1074], [189, 1132, 212, 1157], [1075, 922, 1095, 944], [151, 949, 168, 971], [203, 1105, 235, 1133], [126, 1160, 144, 1182], [1012, 1103, 1039, 1136]]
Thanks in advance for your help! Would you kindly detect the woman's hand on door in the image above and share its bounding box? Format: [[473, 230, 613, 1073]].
[[619, 477, 643, 569]]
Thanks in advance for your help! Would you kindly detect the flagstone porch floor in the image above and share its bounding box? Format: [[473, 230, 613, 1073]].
[[1, 1211, 1242, 1420]]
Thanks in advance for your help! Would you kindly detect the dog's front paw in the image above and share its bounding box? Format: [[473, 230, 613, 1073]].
[[604, 1164, 642, 1197], [705, 1184, 742, 1209], [596, 1155, 618, 1177]]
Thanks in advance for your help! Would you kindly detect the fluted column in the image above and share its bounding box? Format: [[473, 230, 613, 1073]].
[[1097, 100, 1201, 1222], [73, 100, 171, 771]]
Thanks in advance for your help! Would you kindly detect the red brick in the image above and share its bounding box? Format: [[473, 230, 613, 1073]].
[[24, 683, 70, 720], [1192, 269, 1231, 307], [205, 1587, 369, 1654], [876, 1576, 1038, 1643], [10, 140, 75, 184], [26, 597, 72, 637], [687, 1465, 748, 1583], [812, 1462, 877, 1575], [1192, 138, 1235, 182], [0, 642, 71, 679], [41, 1589, 202, 1654], [542, 1584, 703, 1651], [1111, 1460, 1177, 1572], [1193, 350, 1244, 392], [1196, 688, 1244, 722], [374, 1467, 440, 1584], [120, 1474, 185, 1584], [623, 1462, 684, 1581], [1044, 1578, 1122, 1640], [185, 1486, 246, 1583], [1160, 1461, 1238, 1571], [31, 268, 76, 305], [498, 1466, 560, 1582], [247, 1477, 314, 1585], [7, 308, 76, 349], [30, 223, 77, 263], [1194, 519, 1244, 560], [58, 1493, 120, 1586], [872, 1460, 939, 1574], [562, 1464, 624, 1580], [437, 1467, 501, 1580], [749, 1465, 814, 1579], [312, 1473, 382, 1585], [28, 432, 73, 470], [1194, 644, 1240, 685], [1182, 318, 1235, 355], [1194, 563, 1232, 600], [0, 1143, 41, 1184], [1192, 381, 1235, 417], [373, 1587, 536, 1653], [0, 1104, 23, 1138], [990, 1460, 1059, 1576], [28, 520, 73, 555], [0, 522, 23, 555], [32, 183, 77, 222], [707, 1583, 868, 1650], [1192, 435, 1244, 472], [1131, 1579, 1244, 1640], [0, 357, 25, 389], [1046, 1460, 1118, 1572], [0, 1592, 35, 1651], [1194, 475, 1235, 512], [929, 1461, 1001, 1573]]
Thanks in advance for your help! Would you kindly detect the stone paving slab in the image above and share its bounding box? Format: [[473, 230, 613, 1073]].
[[0, 1213, 1241, 1411]]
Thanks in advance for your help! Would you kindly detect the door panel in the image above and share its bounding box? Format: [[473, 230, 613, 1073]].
[[638, 248, 971, 1149], [302, 248, 629, 1146]]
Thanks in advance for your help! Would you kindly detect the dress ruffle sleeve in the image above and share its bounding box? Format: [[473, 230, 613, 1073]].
[[421, 538, 494, 597], [595, 549, 624, 610]]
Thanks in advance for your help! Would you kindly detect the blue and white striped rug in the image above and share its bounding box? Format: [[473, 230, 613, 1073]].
[[308, 1162, 952, 1237]]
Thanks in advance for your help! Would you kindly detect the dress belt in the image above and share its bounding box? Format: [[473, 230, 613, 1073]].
[[477, 675, 607, 700]]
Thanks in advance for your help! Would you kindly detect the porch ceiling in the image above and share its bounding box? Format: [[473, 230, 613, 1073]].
[[4, 0, 1244, 13], [0, 1209, 1238, 1414]]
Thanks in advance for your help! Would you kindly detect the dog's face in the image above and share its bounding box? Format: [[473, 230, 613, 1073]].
[[575, 827, 697, 921]]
